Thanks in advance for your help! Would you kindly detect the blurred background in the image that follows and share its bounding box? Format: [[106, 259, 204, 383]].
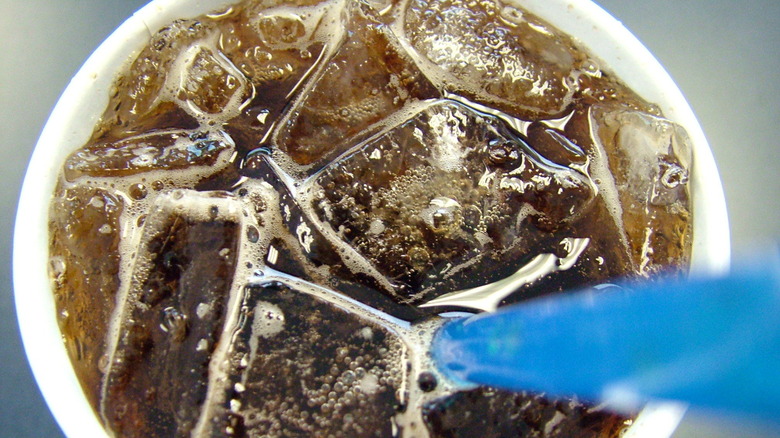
[[1, 0, 777, 436]]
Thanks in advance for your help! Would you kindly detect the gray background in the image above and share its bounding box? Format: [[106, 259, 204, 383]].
[[1, 0, 778, 436]]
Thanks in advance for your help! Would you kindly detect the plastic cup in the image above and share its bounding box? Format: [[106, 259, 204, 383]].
[[13, 0, 730, 436]]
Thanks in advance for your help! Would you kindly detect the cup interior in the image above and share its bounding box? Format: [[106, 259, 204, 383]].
[[13, 0, 729, 437]]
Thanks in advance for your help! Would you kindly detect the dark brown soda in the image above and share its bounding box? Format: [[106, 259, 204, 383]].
[[48, 0, 693, 436]]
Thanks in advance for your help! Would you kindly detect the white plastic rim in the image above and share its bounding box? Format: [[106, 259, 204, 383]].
[[13, 0, 730, 437]]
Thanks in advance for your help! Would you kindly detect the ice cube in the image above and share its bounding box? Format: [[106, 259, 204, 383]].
[[272, 0, 439, 173], [587, 106, 693, 275], [63, 129, 234, 181], [101, 191, 248, 437], [218, 0, 338, 154], [49, 185, 124, 407], [176, 45, 251, 117], [196, 280, 406, 437], [94, 20, 213, 141], [403, 0, 579, 119], [422, 387, 631, 438], [307, 99, 597, 305]]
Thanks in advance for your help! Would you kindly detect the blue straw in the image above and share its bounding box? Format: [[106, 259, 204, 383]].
[[433, 261, 780, 423]]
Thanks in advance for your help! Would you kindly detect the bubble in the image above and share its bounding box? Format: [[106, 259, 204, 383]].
[[498, 5, 524, 26], [432, 210, 452, 230], [463, 204, 482, 228], [252, 301, 285, 339], [196, 302, 212, 319], [160, 306, 188, 342], [580, 58, 602, 78], [417, 372, 438, 392], [219, 30, 242, 54], [129, 183, 148, 200], [98, 354, 109, 373], [335, 347, 349, 360], [247, 225, 260, 243], [359, 327, 373, 340], [358, 371, 379, 395], [49, 256, 66, 279], [486, 138, 520, 165], [422, 197, 462, 233], [661, 164, 688, 188]]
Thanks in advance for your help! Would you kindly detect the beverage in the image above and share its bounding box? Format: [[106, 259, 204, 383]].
[[46, 0, 693, 436]]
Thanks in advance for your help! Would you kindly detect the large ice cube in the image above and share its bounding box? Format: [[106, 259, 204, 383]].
[[196, 280, 406, 437], [403, 0, 578, 119], [219, 0, 338, 153], [176, 45, 251, 117], [49, 185, 124, 407], [238, 157, 342, 282], [587, 106, 693, 275], [272, 0, 439, 173], [307, 99, 597, 305], [92, 19, 221, 143], [101, 191, 248, 437]]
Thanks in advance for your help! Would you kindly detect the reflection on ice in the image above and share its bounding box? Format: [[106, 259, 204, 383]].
[[421, 238, 590, 312]]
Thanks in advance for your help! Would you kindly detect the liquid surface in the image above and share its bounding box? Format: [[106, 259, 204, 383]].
[[48, 0, 692, 436]]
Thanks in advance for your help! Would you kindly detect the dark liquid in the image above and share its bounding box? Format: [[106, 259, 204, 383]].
[[48, 0, 693, 436]]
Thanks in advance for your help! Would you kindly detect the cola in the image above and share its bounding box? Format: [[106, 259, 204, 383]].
[[48, 0, 693, 436]]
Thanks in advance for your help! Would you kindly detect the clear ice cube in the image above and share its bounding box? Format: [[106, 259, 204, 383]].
[[307, 99, 597, 304], [218, 0, 336, 153], [588, 106, 693, 274], [403, 0, 579, 118], [240, 155, 428, 320], [49, 185, 124, 407], [63, 129, 234, 181], [239, 155, 343, 282], [86, 19, 230, 145]]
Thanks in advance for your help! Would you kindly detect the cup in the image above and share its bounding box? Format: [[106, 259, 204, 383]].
[[13, 0, 730, 437]]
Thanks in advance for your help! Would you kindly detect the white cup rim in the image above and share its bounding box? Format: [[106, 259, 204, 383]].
[[14, 0, 730, 437]]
